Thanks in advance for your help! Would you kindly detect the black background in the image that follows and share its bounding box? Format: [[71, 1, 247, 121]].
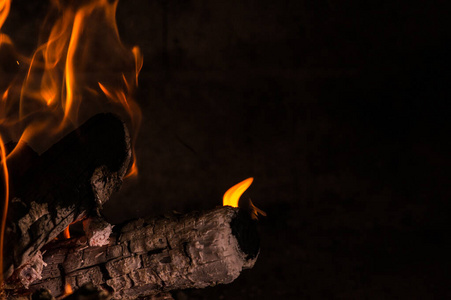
[[2, 0, 451, 298]]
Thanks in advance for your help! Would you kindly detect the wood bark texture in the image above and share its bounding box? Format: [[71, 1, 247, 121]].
[[23, 206, 259, 300], [1, 113, 131, 279]]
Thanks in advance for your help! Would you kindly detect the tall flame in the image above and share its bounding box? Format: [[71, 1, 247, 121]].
[[0, 0, 142, 281], [1, 0, 142, 154], [0, 0, 11, 286], [0, 136, 9, 285]]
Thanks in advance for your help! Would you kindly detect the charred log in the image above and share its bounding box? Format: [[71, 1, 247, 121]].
[[1, 113, 131, 279], [22, 206, 259, 300]]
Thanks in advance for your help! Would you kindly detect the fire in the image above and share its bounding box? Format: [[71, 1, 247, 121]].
[[0, 136, 8, 285], [64, 283, 73, 295], [223, 178, 266, 220], [0, 0, 142, 281], [223, 177, 254, 208], [0, 0, 10, 31], [62, 226, 71, 239], [0, 0, 142, 154], [0, 0, 11, 286]]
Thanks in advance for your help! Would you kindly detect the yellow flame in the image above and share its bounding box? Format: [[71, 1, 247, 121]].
[[63, 226, 70, 239], [223, 177, 253, 207]]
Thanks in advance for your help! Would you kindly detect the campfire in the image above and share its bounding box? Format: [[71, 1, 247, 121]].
[[0, 0, 263, 299]]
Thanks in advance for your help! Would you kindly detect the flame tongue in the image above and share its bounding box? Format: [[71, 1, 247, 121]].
[[0, 136, 8, 284], [0, 0, 11, 285], [1, 0, 142, 155], [223, 177, 266, 220], [64, 283, 73, 296], [223, 177, 254, 208]]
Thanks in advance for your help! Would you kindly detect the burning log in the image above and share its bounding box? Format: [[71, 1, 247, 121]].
[[0, 111, 261, 299], [23, 206, 259, 300], [1, 113, 131, 280]]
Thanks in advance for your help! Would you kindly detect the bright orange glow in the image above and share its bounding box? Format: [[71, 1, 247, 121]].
[[59, 218, 84, 240], [1, 87, 8, 102], [64, 283, 73, 295], [0, 135, 9, 285], [124, 157, 138, 179], [63, 226, 71, 239], [223, 177, 254, 207], [62, 10, 81, 123], [0, 0, 10, 31]]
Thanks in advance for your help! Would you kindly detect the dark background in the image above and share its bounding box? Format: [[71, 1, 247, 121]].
[[3, 0, 451, 299]]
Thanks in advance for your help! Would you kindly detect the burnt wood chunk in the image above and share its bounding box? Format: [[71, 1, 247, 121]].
[[27, 206, 259, 300], [1, 113, 131, 279]]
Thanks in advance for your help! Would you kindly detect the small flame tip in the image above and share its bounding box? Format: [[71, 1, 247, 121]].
[[64, 283, 73, 295]]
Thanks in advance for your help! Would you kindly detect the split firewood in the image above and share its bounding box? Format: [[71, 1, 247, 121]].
[[9, 206, 259, 300], [1, 113, 131, 280]]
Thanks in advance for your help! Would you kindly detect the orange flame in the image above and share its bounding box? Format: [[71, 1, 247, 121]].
[[0, 0, 142, 281], [223, 177, 254, 207], [0, 0, 11, 285], [0, 136, 9, 285], [125, 158, 138, 179], [0, 0, 10, 31], [64, 283, 73, 295], [63, 226, 71, 239]]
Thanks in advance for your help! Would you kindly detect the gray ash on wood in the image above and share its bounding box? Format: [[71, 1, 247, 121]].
[[27, 206, 259, 300]]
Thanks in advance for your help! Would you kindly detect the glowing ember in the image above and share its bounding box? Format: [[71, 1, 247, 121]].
[[0, 0, 10, 31], [125, 158, 138, 178]]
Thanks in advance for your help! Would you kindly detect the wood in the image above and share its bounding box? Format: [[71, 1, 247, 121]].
[[1, 114, 131, 280], [23, 206, 259, 300], [30, 285, 173, 300]]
